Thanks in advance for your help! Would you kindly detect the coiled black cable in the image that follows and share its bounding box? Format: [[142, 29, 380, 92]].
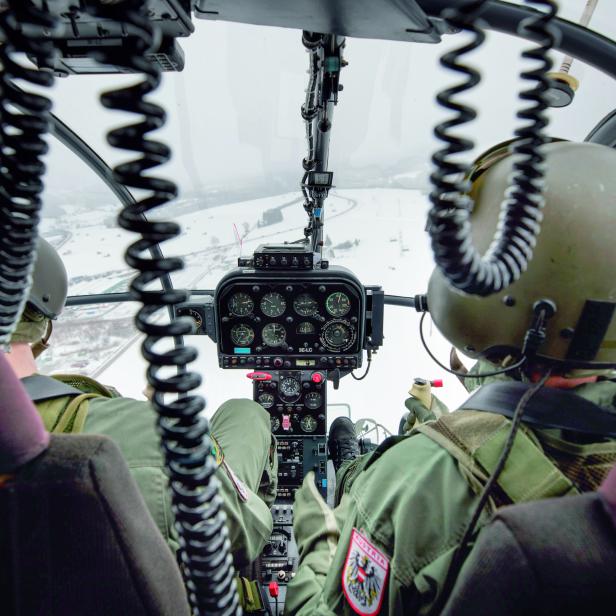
[[0, 1, 57, 345], [429, 0, 558, 297], [85, 1, 240, 614]]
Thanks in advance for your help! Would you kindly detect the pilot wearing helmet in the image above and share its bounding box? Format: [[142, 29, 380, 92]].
[[3, 237, 278, 603], [285, 141, 616, 615]]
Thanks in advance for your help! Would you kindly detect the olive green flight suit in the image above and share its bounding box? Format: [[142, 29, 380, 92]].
[[30, 374, 277, 567], [286, 374, 616, 615]]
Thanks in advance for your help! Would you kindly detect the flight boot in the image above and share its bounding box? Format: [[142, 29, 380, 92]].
[[328, 417, 360, 472]]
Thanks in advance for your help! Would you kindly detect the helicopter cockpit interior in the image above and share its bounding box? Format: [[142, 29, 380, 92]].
[[1, 1, 616, 614]]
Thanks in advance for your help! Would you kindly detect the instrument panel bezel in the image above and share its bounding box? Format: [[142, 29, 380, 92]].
[[215, 266, 366, 369]]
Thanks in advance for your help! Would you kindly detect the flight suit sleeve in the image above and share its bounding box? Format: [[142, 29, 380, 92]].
[[286, 434, 485, 616], [85, 397, 275, 565]]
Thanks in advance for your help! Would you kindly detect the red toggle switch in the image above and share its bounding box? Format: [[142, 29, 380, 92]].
[[246, 372, 272, 381], [282, 415, 291, 431], [268, 581, 280, 598], [311, 372, 324, 384]]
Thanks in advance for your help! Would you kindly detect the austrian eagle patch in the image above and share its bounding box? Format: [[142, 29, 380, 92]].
[[342, 528, 389, 615]]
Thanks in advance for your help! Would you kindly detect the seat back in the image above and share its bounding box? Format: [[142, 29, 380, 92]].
[[0, 354, 190, 615], [0, 352, 49, 472], [442, 465, 616, 615]]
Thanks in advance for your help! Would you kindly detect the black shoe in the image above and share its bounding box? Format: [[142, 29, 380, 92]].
[[328, 417, 360, 472]]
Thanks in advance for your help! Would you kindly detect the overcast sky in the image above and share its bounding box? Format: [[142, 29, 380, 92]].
[[36, 1, 616, 424], [44, 0, 616, 193]]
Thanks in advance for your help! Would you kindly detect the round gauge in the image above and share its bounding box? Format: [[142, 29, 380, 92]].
[[294, 293, 318, 317], [300, 415, 318, 433], [326, 291, 351, 317], [230, 324, 255, 347], [280, 377, 301, 400], [322, 320, 355, 351], [262, 323, 286, 347], [260, 292, 287, 317], [270, 416, 280, 431], [297, 321, 316, 335], [184, 308, 203, 333], [304, 392, 322, 410], [228, 292, 254, 317], [258, 393, 275, 409]]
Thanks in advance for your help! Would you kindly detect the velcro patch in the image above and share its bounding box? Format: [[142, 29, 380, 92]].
[[342, 528, 389, 615]]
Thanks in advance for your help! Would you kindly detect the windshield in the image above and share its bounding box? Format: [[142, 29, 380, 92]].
[[40, 0, 616, 431]]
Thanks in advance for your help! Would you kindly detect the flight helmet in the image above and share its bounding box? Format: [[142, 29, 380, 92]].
[[28, 237, 68, 319], [427, 141, 616, 370]]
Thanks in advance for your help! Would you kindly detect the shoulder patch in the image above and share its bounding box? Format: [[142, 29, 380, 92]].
[[342, 528, 389, 615], [222, 460, 249, 502]]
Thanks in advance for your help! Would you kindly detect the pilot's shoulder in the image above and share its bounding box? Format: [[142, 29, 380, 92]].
[[84, 396, 162, 465], [351, 432, 479, 582]]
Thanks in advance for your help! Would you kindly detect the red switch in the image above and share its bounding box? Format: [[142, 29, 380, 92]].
[[431, 379, 444, 388], [282, 415, 291, 431], [268, 581, 280, 598], [311, 372, 324, 384], [246, 372, 272, 381]]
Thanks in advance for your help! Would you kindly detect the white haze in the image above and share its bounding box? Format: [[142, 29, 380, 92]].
[[40, 0, 616, 434]]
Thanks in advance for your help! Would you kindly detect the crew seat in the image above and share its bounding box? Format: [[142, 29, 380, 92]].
[[442, 465, 616, 615], [0, 354, 190, 615]]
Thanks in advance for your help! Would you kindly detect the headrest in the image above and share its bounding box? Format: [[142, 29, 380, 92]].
[[0, 351, 49, 473], [599, 464, 616, 524]]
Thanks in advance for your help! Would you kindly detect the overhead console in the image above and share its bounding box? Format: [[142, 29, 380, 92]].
[[215, 265, 366, 371]]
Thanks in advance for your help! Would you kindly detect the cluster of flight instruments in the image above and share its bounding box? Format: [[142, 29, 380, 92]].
[[177, 243, 383, 612]]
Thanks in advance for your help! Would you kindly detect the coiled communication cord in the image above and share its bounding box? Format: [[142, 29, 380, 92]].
[[0, 1, 57, 345], [86, 1, 240, 614], [429, 0, 559, 297]]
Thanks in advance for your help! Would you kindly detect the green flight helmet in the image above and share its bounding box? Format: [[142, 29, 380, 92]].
[[427, 141, 616, 370], [28, 237, 68, 320]]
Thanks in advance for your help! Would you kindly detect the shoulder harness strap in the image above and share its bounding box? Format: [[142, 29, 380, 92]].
[[21, 374, 82, 402], [415, 383, 584, 506], [51, 373, 118, 398], [461, 381, 616, 437]]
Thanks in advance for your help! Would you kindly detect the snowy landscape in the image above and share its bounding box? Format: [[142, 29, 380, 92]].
[[39, 185, 472, 436]]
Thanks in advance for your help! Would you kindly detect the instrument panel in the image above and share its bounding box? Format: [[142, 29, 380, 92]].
[[215, 267, 365, 369]]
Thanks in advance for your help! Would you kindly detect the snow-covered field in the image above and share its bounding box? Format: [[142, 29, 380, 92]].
[[40, 187, 472, 436]]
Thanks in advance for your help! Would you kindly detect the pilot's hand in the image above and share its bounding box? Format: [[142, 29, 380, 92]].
[[402, 380, 449, 434]]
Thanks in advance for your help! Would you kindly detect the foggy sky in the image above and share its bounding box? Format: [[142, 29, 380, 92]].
[[44, 0, 616, 193]]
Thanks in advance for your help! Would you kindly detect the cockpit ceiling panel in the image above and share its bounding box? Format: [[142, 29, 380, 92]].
[[193, 0, 445, 43]]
